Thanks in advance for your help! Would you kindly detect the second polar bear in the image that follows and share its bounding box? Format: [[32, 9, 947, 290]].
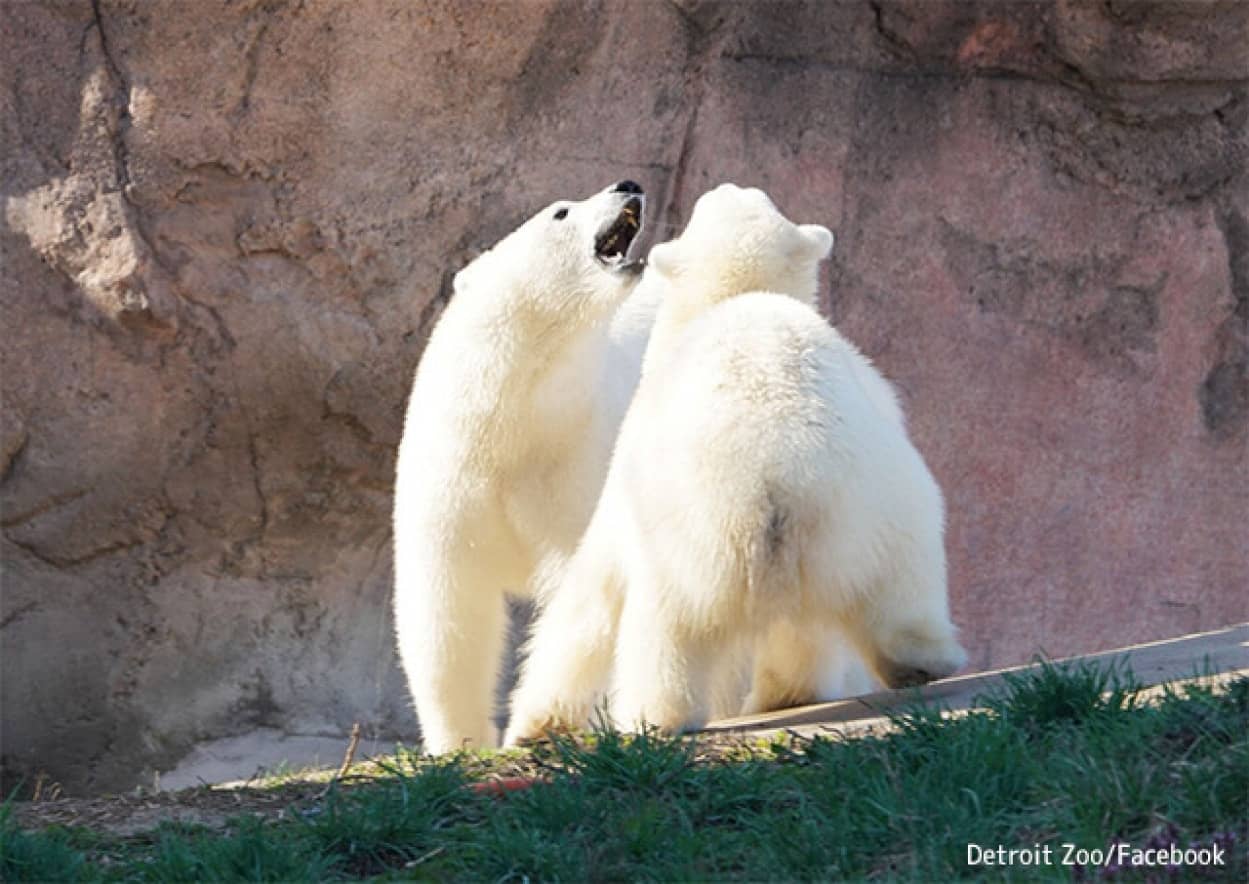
[[506, 184, 966, 740]]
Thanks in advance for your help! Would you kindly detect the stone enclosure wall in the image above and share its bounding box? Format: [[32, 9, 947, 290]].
[[2, 0, 1245, 794]]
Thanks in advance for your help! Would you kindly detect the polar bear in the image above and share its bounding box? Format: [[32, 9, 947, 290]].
[[505, 184, 965, 741], [392, 181, 650, 754]]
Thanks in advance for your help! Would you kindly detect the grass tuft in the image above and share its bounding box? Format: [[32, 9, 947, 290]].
[[127, 816, 334, 883], [299, 758, 469, 877], [980, 656, 1142, 733], [538, 717, 697, 793], [0, 802, 89, 883]]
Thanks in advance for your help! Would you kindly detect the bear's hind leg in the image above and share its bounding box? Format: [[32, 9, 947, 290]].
[[841, 570, 967, 691], [740, 619, 823, 716], [611, 589, 720, 734]]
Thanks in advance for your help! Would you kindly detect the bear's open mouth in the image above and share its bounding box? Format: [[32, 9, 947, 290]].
[[594, 196, 643, 267]]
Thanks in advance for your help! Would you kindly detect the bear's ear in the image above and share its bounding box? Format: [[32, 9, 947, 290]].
[[799, 224, 834, 260], [647, 240, 680, 278]]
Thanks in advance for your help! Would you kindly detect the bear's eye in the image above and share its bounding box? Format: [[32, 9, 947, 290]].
[[553, 207, 569, 221]]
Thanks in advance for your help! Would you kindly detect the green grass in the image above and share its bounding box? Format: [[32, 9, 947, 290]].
[[0, 803, 88, 882], [4, 666, 1246, 882]]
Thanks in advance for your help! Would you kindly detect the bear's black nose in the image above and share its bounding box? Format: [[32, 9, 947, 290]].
[[611, 180, 643, 195]]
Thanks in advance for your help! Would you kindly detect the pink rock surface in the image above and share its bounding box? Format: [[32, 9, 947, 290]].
[[2, 0, 1245, 793]]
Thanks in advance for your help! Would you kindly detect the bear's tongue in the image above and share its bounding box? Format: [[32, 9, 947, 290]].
[[595, 197, 642, 265]]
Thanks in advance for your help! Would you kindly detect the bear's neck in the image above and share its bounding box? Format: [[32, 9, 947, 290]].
[[424, 283, 610, 429], [639, 294, 710, 381], [639, 269, 819, 380]]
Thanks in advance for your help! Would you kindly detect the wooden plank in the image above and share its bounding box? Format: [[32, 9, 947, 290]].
[[701, 623, 1249, 739]]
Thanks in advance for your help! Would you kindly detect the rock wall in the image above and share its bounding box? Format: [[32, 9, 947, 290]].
[[2, 0, 1245, 794]]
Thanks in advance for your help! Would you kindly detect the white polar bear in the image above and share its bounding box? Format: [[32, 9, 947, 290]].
[[506, 184, 966, 741], [392, 181, 650, 754]]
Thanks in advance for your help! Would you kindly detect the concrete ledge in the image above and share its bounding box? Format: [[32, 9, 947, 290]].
[[701, 623, 1249, 741]]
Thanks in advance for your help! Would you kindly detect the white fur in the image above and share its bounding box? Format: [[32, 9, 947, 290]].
[[506, 184, 966, 742], [392, 184, 649, 753]]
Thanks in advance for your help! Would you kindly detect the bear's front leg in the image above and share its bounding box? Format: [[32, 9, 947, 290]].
[[393, 551, 508, 754], [503, 552, 623, 746]]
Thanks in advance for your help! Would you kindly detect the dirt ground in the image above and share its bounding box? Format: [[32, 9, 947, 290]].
[[11, 734, 787, 837], [10, 748, 547, 837]]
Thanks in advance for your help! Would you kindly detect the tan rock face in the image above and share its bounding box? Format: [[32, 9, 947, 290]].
[[2, 0, 1245, 794]]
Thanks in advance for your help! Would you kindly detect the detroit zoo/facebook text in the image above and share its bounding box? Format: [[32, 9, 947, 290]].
[[967, 840, 1226, 873]]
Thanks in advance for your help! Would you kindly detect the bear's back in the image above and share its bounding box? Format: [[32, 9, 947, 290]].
[[665, 292, 870, 427], [626, 291, 909, 497]]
